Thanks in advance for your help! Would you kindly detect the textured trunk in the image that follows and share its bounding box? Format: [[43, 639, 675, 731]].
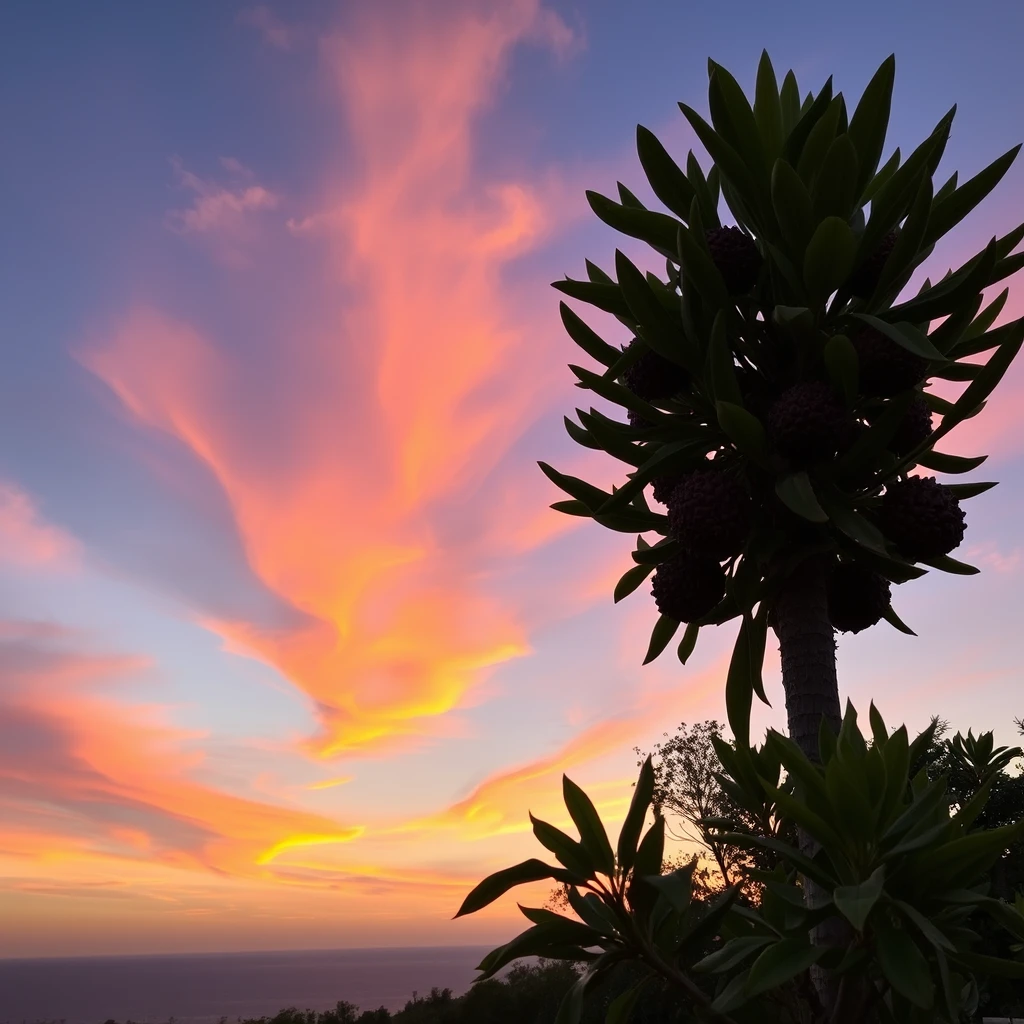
[[772, 558, 842, 758], [772, 558, 845, 1019]]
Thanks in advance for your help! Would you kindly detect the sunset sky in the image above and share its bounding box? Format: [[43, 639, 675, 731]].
[[2, 0, 1024, 958]]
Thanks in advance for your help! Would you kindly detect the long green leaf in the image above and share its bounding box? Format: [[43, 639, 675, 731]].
[[563, 776, 615, 877], [848, 54, 896, 196], [636, 125, 696, 220], [455, 859, 575, 917], [776, 472, 828, 522], [617, 757, 654, 874]]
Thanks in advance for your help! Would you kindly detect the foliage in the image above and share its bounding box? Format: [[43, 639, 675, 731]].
[[544, 50, 1024, 744], [459, 703, 1024, 1023], [636, 720, 795, 894]]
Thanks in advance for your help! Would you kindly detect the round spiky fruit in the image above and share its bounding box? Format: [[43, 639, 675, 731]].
[[880, 476, 966, 561], [705, 226, 762, 295], [889, 394, 934, 457], [667, 470, 751, 559], [621, 340, 688, 402], [651, 553, 726, 623], [827, 563, 892, 633], [853, 327, 928, 397], [651, 472, 681, 506], [768, 381, 851, 464], [848, 229, 898, 298]]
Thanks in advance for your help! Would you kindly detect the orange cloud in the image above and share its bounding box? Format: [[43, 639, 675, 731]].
[[82, 0, 590, 759], [0, 622, 361, 880]]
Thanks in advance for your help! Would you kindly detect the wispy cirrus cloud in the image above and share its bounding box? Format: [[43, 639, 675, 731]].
[[84, 0, 592, 760], [237, 5, 302, 51]]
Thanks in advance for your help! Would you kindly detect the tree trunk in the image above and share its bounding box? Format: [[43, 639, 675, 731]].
[[772, 557, 846, 1019], [772, 558, 842, 758]]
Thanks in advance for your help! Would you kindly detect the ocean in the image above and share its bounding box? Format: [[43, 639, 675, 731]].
[[0, 946, 494, 1024]]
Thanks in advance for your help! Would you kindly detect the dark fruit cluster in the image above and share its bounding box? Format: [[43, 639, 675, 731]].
[[651, 552, 726, 623], [666, 470, 751, 559], [651, 473, 681, 506], [848, 229, 898, 298], [888, 394, 934, 457], [621, 341, 688, 402], [827, 563, 892, 633], [705, 226, 762, 295], [768, 382, 851, 464], [880, 476, 966, 561], [853, 327, 927, 397]]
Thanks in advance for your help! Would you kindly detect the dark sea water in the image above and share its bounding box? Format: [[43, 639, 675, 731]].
[[0, 946, 493, 1024]]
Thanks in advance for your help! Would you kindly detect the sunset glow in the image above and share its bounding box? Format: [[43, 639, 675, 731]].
[[2, 0, 1024, 958]]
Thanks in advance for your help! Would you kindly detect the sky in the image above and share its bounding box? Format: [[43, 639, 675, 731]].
[[1, 0, 1024, 958]]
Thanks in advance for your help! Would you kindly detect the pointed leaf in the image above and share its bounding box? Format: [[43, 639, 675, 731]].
[[834, 866, 886, 932], [617, 757, 654, 874], [636, 125, 696, 220], [643, 614, 680, 665], [804, 216, 857, 302], [456, 859, 574, 917], [746, 940, 825, 997], [677, 622, 700, 664], [875, 918, 934, 1008], [614, 562, 655, 603], [776, 472, 828, 522], [563, 776, 615, 877], [848, 54, 896, 195]]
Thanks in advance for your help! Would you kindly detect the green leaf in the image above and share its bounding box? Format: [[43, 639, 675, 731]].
[[783, 76, 834, 168], [676, 222, 729, 309], [916, 451, 987, 474], [834, 866, 886, 932], [780, 69, 801, 135], [945, 480, 997, 499], [916, 553, 979, 576], [725, 610, 769, 747], [643, 862, 695, 912], [636, 125, 696, 221], [717, 401, 769, 466], [695, 935, 773, 974], [753, 50, 783, 161], [604, 977, 649, 1024], [558, 303, 620, 368], [679, 103, 765, 235], [531, 815, 596, 879], [706, 311, 743, 404], [614, 562, 655, 603], [823, 334, 858, 407], [861, 146, 901, 204], [633, 816, 665, 877], [708, 63, 770, 186], [796, 96, 843, 187], [894, 900, 955, 952], [455, 859, 573, 917], [617, 757, 654, 874], [771, 158, 815, 255], [850, 314, 945, 361], [563, 776, 616, 877], [776, 472, 828, 522], [952, 949, 1024, 979], [875, 918, 935, 1008], [959, 287, 1009, 346], [539, 462, 614, 513], [803, 215, 857, 302], [882, 604, 917, 636], [614, 251, 695, 371], [643, 614, 680, 665], [587, 191, 681, 258], [677, 622, 700, 664], [812, 133, 860, 221], [925, 144, 1021, 247], [553, 278, 632, 320], [686, 151, 721, 228], [869, 173, 934, 303], [932, 316, 1024, 439], [847, 54, 896, 196], [745, 939, 825, 997]]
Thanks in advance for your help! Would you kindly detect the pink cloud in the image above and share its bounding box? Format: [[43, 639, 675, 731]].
[[0, 482, 77, 568]]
